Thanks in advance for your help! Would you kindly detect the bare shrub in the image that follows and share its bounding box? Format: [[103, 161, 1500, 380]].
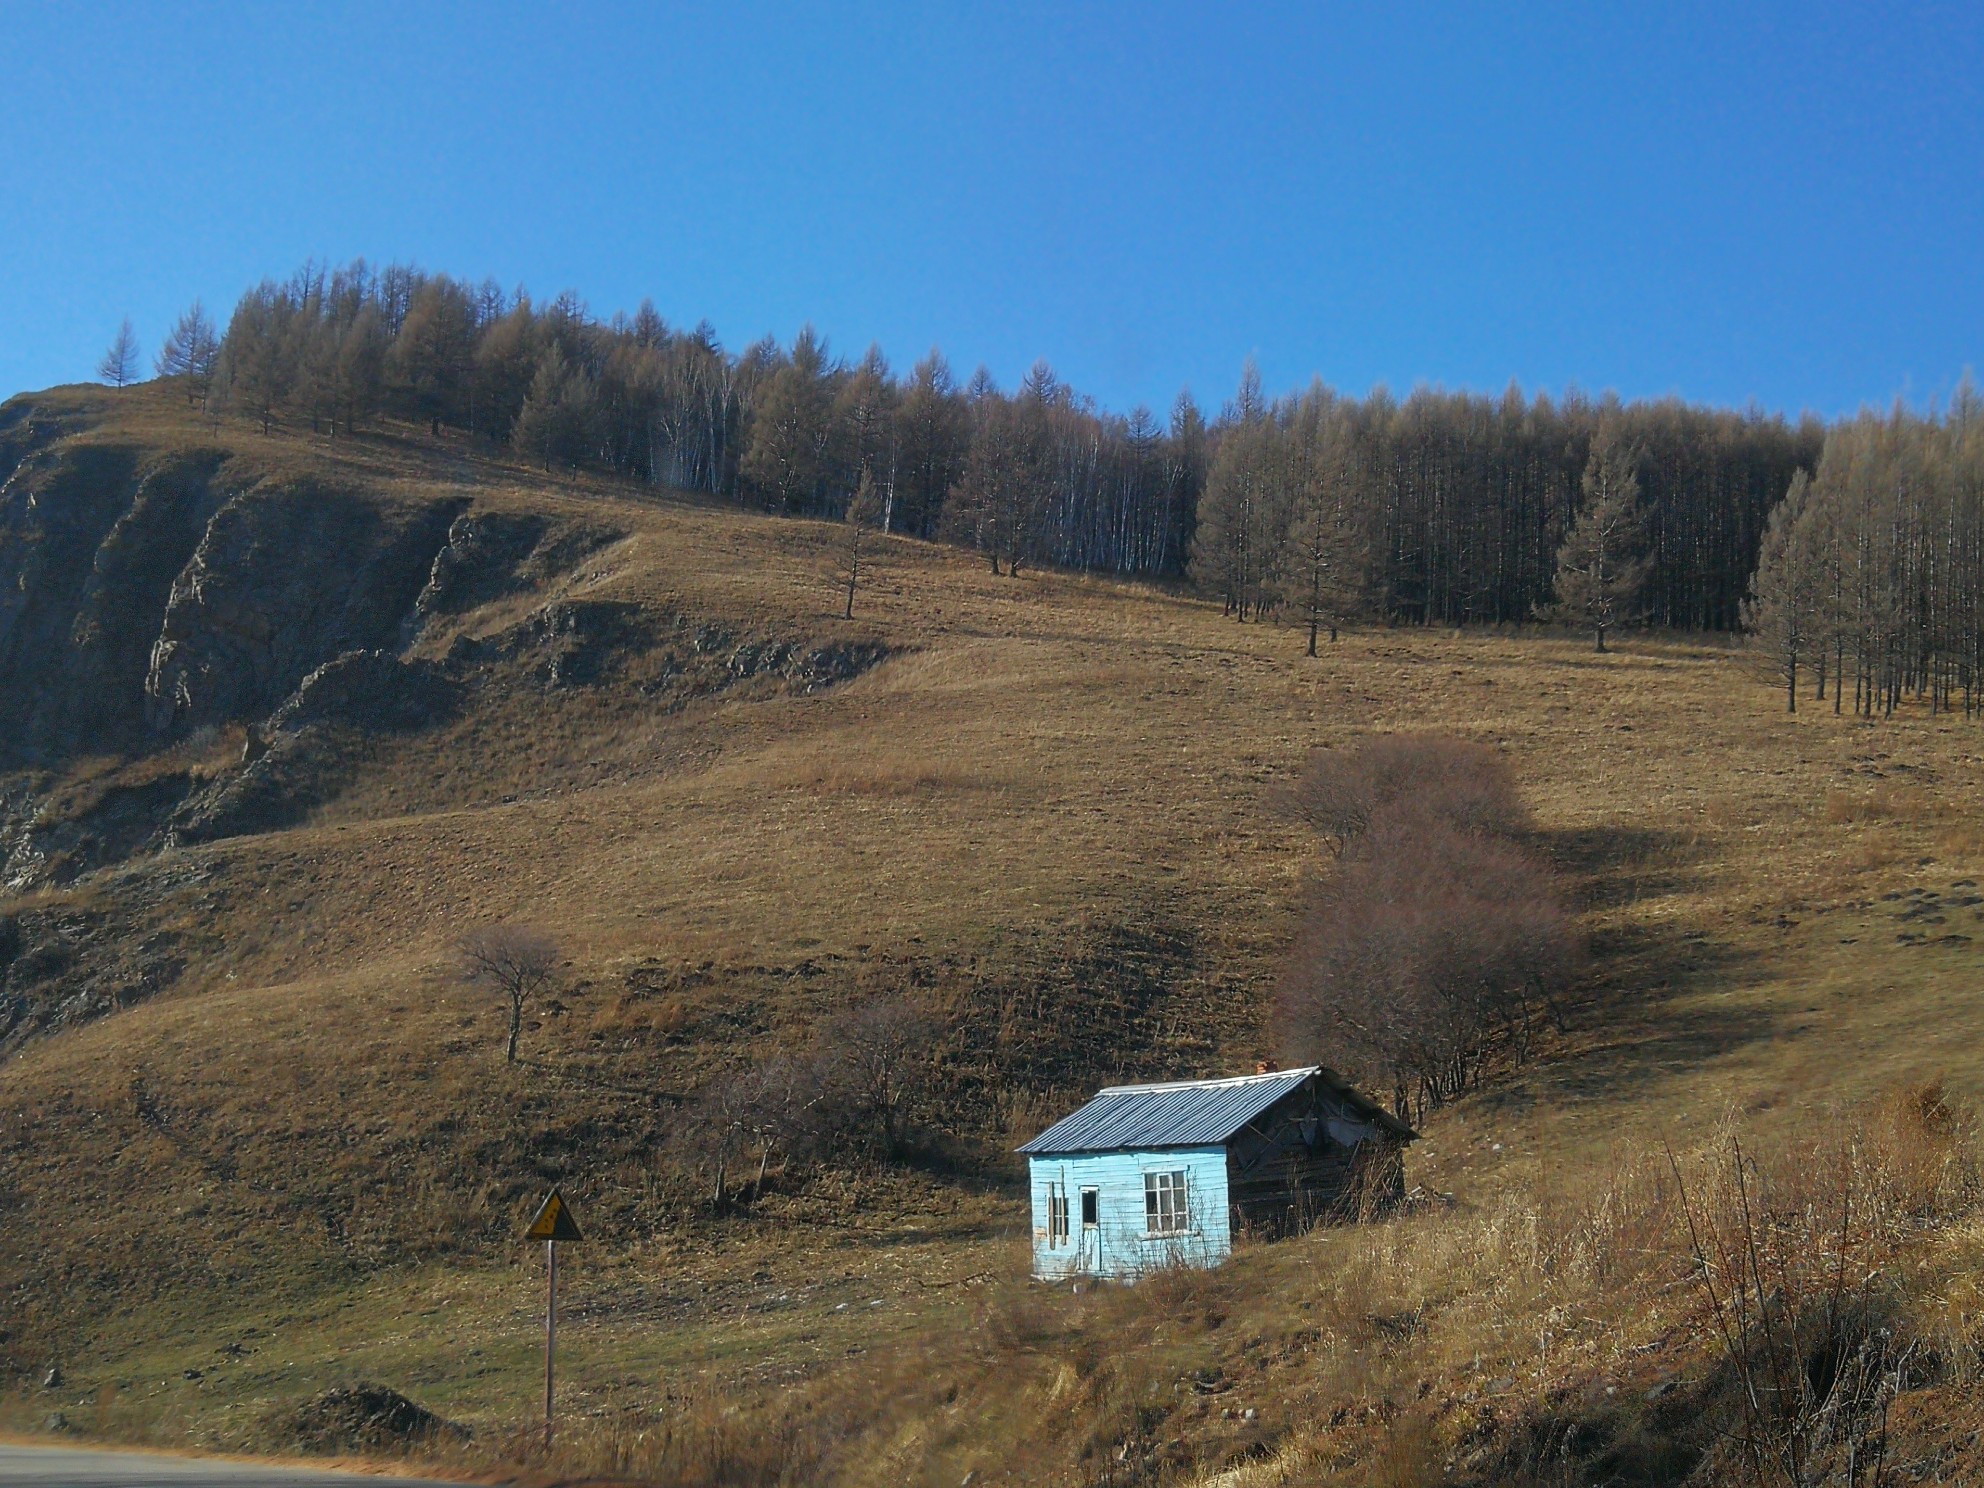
[[1667, 1109, 1980, 1488], [680, 1061, 780, 1209], [456, 924, 560, 1063], [808, 995, 945, 1159], [682, 994, 947, 1208], [1280, 734, 1529, 857], [1277, 815, 1580, 1121]]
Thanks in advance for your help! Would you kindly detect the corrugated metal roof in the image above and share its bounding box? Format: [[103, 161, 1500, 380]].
[[1017, 1067, 1319, 1155]]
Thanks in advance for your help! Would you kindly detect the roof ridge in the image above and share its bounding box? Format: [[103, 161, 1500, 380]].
[[1094, 1066, 1318, 1095]]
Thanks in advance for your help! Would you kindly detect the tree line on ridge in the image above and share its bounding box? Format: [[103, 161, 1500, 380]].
[[118, 260, 1979, 689]]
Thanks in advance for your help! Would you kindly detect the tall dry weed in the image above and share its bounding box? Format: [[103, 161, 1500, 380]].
[[1664, 1086, 1979, 1487]]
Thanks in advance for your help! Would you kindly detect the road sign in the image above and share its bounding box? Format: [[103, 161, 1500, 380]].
[[525, 1189, 584, 1243], [525, 1189, 585, 1454]]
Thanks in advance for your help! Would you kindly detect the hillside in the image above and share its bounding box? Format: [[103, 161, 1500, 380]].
[[3, 384, 1984, 1485]]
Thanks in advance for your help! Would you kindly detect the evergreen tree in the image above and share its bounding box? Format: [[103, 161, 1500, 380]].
[[511, 346, 593, 469]]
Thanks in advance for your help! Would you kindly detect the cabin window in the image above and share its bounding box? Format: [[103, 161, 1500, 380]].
[[1047, 1185, 1069, 1246], [1144, 1170, 1190, 1234], [1080, 1187, 1099, 1226]]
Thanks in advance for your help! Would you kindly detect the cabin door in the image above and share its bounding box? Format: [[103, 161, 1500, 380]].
[[1078, 1186, 1101, 1273]]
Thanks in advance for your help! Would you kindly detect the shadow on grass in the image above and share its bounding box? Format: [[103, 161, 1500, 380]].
[[1475, 818, 1777, 1115], [1531, 823, 1718, 912], [1536, 919, 1777, 1106]]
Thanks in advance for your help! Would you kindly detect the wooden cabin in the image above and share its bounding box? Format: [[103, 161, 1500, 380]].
[[1017, 1065, 1415, 1280]]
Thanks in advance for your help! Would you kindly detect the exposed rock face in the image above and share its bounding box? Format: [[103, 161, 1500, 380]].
[[411, 508, 548, 621], [0, 441, 221, 760], [169, 652, 459, 845], [143, 485, 465, 735], [0, 416, 462, 765], [0, 885, 202, 1057], [270, 649, 458, 734]]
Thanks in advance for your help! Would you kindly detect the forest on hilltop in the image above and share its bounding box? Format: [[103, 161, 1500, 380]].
[[135, 259, 1983, 712]]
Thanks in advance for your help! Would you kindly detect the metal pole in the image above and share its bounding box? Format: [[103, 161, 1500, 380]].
[[544, 1238, 556, 1454]]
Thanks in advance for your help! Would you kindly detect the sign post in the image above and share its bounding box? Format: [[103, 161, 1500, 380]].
[[523, 1189, 584, 1454]]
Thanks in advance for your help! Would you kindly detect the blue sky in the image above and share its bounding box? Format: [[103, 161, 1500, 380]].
[[2, 2, 1978, 418]]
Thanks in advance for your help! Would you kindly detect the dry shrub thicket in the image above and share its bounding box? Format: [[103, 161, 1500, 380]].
[[684, 994, 946, 1207], [1276, 736, 1582, 1121]]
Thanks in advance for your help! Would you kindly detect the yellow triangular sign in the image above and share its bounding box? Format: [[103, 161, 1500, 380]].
[[525, 1188, 584, 1242]]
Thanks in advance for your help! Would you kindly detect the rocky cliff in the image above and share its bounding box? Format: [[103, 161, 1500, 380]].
[[0, 391, 891, 1053]]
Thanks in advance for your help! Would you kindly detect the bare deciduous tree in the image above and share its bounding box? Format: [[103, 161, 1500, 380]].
[[1277, 817, 1578, 1123], [458, 924, 560, 1062], [842, 466, 883, 619], [97, 318, 141, 389]]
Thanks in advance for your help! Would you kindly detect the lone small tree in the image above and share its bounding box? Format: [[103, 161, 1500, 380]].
[[458, 925, 560, 1062], [97, 318, 141, 388], [1552, 437, 1648, 652], [842, 466, 883, 619]]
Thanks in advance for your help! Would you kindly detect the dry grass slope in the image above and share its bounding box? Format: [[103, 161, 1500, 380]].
[[2, 383, 1983, 1484]]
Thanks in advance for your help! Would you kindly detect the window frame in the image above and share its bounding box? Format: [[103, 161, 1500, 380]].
[[1047, 1184, 1069, 1247], [1143, 1169, 1191, 1235]]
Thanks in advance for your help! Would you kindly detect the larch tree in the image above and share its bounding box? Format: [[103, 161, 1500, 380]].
[[893, 349, 969, 540], [97, 317, 141, 388], [741, 326, 834, 513], [1282, 389, 1365, 654], [842, 466, 883, 619], [832, 345, 898, 522], [214, 282, 291, 434], [1553, 437, 1649, 652], [1744, 469, 1819, 711], [154, 301, 220, 404], [168, 252, 1853, 631]]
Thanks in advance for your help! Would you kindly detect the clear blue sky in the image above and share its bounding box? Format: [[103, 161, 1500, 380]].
[[3, 2, 1978, 419]]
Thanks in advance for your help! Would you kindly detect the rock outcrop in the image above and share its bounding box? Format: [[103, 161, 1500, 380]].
[[0, 392, 895, 1051]]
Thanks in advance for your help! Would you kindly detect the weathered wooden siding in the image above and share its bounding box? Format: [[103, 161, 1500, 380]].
[[1225, 1090, 1405, 1236], [1028, 1146, 1231, 1280]]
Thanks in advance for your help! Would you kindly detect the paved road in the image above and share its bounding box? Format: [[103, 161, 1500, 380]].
[[0, 1445, 456, 1486]]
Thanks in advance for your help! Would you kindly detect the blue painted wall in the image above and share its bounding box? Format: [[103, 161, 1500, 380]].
[[1027, 1146, 1231, 1280]]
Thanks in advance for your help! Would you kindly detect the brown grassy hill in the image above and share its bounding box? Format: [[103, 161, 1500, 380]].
[[3, 384, 1983, 1484]]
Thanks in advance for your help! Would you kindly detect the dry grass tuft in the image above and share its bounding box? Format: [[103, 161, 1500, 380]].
[[1825, 785, 1934, 824]]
